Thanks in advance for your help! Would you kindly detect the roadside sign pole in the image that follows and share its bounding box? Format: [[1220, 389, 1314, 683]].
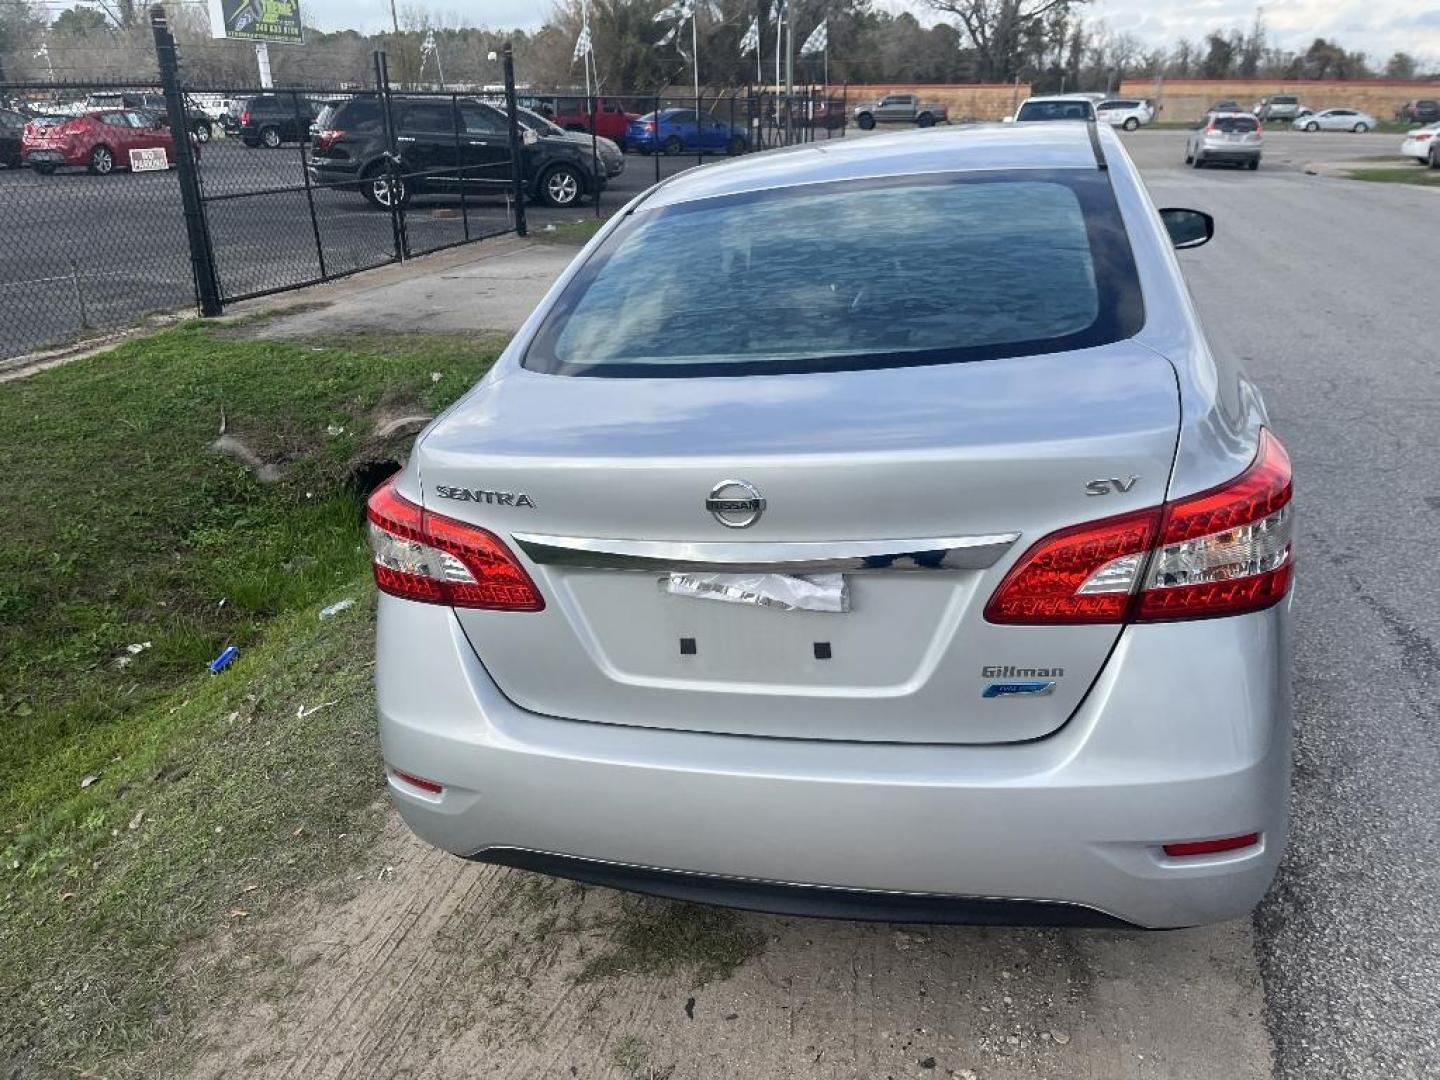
[[502, 43, 528, 238], [151, 3, 222, 317]]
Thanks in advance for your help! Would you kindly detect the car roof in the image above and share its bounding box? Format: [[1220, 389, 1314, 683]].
[[642, 123, 1106, 210]]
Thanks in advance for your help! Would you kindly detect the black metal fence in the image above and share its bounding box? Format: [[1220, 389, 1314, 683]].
[[1, 56, 849, 360]]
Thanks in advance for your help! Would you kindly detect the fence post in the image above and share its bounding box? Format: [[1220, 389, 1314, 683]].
[[373, 50, 407, 262], [502, 44, 527, 238], [150, 4, 221, 317]]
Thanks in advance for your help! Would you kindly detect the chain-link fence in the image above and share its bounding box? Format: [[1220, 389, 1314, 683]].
[[1, 64, 850, 361]]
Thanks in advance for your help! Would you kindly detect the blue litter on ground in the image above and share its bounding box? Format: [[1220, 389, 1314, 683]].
[[209, 645, 240, 674]]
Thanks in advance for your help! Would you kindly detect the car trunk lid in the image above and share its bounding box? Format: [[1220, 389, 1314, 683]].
[[422, 343, 1179, 744]]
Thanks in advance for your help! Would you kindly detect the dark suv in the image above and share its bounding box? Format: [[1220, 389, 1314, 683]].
[[224, 94, 317, 148], [308, 97, 605, 209], [1397, 98, 1440, 124], [84, 91, 214, 142]]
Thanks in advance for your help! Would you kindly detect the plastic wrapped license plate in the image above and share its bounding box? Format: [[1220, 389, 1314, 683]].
[[661, 572, 849, 613]]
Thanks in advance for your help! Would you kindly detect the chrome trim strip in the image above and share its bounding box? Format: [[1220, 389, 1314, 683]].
[[511, 531, 1019, 573]]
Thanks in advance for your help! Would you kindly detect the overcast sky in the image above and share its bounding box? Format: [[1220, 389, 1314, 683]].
[[297, 0, 1440, 67]]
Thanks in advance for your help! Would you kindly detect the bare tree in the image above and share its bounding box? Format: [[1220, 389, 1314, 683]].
[[925, 0, 1088, 82]]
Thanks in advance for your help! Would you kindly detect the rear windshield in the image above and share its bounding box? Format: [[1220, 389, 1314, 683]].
[[524, 170, 1143, 378], [1213, 116, 1259, 132], [1017, 100, 1093, 121]]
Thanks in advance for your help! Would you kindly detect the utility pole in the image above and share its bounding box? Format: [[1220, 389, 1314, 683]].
[[784, 1, 794, 143]]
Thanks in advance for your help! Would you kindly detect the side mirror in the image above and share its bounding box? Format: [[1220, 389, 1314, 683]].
[[1159, 207, 1214, 250]]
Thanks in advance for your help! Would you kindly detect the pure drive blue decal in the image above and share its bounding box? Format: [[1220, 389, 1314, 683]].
[[982, 681, 1057, 699]]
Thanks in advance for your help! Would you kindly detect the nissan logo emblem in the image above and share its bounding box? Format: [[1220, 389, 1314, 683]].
[[705, 479, 766, 529]]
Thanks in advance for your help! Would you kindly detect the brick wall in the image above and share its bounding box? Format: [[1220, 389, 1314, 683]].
[[1119, 78, 1440, 123], [843, 83, 1034, 122]]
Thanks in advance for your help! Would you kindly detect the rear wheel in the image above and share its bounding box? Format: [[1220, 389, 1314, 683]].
[[32, 162, 56, 175], [260, 125, 281, 148], [87, 144, 115, 175], [916, 112, 935, 128], [360, 163, 410, 209], [856, 112, 875, 130], [539, 163, 584, 207], [662, 134, 683, 156], [1123, 116, 1140, 131], [726, 134, 746, 156], [192, 120, 212, 143], [1430, 146, 1440, 169], [1191, 152, 1204, 168], [1247, 158, 1260, 171], [1305, 121, 1319, 132], [1352, 122, 1369, 133]]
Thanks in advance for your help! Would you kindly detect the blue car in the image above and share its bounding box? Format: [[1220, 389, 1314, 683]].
[[626, 108, 749, 156]]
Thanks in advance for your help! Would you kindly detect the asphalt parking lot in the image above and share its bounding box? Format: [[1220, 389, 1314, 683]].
[[0, 138, 706, 360]]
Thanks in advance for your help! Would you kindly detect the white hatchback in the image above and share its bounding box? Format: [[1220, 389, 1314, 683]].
[[1095, 98, 1154, 130]]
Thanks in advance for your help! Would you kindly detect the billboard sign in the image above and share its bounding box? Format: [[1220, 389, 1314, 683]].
[[211, 0, 304, 45]]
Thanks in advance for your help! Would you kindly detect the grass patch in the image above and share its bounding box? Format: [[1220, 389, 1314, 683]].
[[578, 896, 767, 986], [1345, 166, 1440, 186], [0, 324, 502, 1076], [533, 217, 609, 245]]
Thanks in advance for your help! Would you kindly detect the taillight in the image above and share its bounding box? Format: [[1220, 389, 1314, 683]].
[[986, 430, 1292, 625], [240, 110, 252, 126], [366, 478, 544, 611], [1418, 132, 1435, 142], [313, 128, 344, 151], [1163, 833, 1260, 858]]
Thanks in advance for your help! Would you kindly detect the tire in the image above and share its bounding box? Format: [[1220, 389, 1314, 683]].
[[725, 134, 746, 156], [636, 145, 651, 156], [1431, 147, 1440, 170], [1353, 122, 1368, 133], [192, 120, 212, 143], [1123, 117, 1140, 131], [1305, 121, 1319, 132], [1184, 149, 1193, 164], [260, 126, 281, 149], [1191, 152, 1204, 168], [856, 112, 875, 130], [662, 135, 683, 156], [360, 164, 410, 210], [87, 144, 115, 175], [1247, 158, 1260, 171], [538, 164, 584, 208], [33, 162, 56, 175], [916, 112, 935, 128], [613, 136, 627, 153]]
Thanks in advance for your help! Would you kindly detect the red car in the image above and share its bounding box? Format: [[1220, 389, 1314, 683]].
[[22, 109, 183, 175], [529, 95, 640, 151]]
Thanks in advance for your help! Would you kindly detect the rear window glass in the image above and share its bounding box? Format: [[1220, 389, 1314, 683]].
[[1213, 116, 1258, 132], [1017, 100, 1093, 121], [524, 170, 1143, 379]]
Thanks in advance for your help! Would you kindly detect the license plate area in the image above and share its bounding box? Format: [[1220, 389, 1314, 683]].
[[556, 568, 968, 690]]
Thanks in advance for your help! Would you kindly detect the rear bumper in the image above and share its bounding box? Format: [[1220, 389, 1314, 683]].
[[22, 147, 83, 167], [377, 595, 1291, 929], [1199, 147, 1261, 163]]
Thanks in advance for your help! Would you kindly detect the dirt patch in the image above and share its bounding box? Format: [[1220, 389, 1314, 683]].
[[180, 814, 1273, 1080]]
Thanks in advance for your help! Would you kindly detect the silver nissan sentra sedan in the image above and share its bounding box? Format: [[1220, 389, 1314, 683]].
[[368, 122, 1294, 929]]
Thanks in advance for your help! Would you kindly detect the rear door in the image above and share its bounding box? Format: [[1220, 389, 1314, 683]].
[[424, 168, 1178, 746], [396, 100, 460, 189]]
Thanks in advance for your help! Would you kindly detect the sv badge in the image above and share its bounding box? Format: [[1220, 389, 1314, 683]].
[[1085, 475, 1140, 496]]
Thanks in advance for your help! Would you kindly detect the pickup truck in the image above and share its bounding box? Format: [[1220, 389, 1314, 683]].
[[853, 94, 947, 130]]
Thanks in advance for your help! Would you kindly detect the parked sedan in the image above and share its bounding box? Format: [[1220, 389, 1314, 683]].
[[22, 109, 182, 175], [625, 108, 748, 155], [1294, 108, 1377, 133], [1399, 122, 1440, 164], [368, 123, 1294, 931]]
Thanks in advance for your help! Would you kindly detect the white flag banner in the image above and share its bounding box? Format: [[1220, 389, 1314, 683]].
[[653, 0, 692, 22], [658, 22, 679, 45], [738, 18, 759, 55], [573, 25, 592, 60], [800, 20, 827, 56]]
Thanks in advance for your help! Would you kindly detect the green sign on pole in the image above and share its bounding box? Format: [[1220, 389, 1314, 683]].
[[218, 0, 303, 45]]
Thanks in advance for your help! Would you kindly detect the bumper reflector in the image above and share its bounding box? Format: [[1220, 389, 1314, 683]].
[[389, 769, 444, 796], [1163, 832, 1260, 858]]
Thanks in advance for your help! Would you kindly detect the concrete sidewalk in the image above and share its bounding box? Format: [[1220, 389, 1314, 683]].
[[233, 235, 580, 340]]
